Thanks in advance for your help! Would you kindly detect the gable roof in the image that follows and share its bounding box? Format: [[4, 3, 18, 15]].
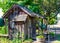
[[3, 4, 46, 19]]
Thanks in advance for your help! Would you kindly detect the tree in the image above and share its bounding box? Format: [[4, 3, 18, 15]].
[[0, 0, 60, 24]]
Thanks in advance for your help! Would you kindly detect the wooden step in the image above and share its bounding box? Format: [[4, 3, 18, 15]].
[[0, 34, 8, 38]]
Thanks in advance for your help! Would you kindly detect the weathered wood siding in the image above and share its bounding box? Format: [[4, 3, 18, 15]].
[[8, 7, 28, 39], [7, 7, 36, 39], [31, 17, 36, 40], [9, 7, 27, 21], [24, 16, 32, 39]]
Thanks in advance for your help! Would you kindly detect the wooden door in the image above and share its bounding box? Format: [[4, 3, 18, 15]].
[[15, 22, 24, 39]]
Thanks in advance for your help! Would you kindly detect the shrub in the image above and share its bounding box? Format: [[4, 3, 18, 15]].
[[49, 32, 55, 36]]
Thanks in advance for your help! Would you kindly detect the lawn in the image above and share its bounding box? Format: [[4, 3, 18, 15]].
[[0, 37, 22, 43], [0, 26, 8, 34]]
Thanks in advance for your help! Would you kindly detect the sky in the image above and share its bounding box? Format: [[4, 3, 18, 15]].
[[0, 8, 3, 18], [57, 13, 60, 18]]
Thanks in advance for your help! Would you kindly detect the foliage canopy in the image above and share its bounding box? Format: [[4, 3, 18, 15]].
[[0, 0, 60, 24]]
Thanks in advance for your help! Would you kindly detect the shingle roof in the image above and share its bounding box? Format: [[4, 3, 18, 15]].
[[3, 4, 46, 19]]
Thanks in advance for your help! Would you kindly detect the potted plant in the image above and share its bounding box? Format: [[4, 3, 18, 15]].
[[36, 35, 45, 43], [23, 39, 32, 43]]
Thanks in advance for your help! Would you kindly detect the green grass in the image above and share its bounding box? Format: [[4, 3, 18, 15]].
[[0, 37, 33, 43], [0, 37, 22, 43], [0, 38, 12, 43], [0, 26, 8, 34]]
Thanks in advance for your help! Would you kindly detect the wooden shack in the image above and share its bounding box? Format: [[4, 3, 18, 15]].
[[3, 4, 45, 40]]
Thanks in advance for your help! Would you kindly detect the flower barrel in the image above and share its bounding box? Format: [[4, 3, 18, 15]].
[[36, 35, 45, 43]]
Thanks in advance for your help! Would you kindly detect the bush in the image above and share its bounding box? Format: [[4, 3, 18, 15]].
[[49, 32, 55, 36], [0, 26, 8, 34]]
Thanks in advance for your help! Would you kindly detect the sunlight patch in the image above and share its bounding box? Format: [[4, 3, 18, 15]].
[[0, 8, 3, 18], [51, 40, 60, 43]]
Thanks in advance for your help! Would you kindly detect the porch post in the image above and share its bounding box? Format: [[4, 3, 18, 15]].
[[8, 18, 13, 39], [24, 22, 28, 39], [4, 18, 8, 38], [4, 18, 6, 34]]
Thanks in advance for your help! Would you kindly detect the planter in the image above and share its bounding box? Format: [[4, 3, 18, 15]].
[[36, 35, 45, 43], [36, 38, 45, 42]]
